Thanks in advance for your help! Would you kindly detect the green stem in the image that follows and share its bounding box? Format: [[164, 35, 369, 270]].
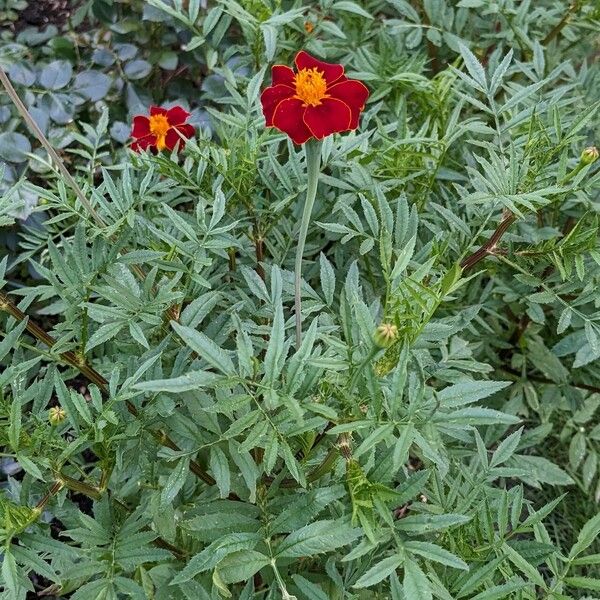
[[295, 139, 322, 348]]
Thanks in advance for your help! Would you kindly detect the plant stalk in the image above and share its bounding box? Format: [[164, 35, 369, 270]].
[[295, 139, 322, 348]]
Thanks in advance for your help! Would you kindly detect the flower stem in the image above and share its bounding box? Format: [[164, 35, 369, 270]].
[[295, 139, 322, 348]]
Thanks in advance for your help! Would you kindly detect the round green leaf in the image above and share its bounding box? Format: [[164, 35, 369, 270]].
[[39, 60, 73, 90], [74, 71, 112, 101], [0, 132, 31, 163]]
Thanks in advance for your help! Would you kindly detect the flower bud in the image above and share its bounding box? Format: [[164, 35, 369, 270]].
[[48, 406, 66, 425], [374, 322, 398, 348], [581, 146, 599, 165]]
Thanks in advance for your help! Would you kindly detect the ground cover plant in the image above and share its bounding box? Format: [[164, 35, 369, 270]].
[[0, 0, 599, 598]]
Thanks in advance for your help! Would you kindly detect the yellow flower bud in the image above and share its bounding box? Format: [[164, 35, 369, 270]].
[[48, 406, 66, 425], [374, 322, 398, 348]]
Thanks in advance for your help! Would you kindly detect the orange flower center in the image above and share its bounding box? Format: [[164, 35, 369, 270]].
[[149, 113, 170, 150], [295, 67, 328, 106]]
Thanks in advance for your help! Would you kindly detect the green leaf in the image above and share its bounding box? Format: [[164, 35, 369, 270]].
[[510, 455, 574, 486], [404, 541, 468, 570], [217, 550, 269, 584], [333, 1, 373, 18], [276, 520, 361, 558], [501, 542, 545, 588], [0, 318, 27, 362], [0, 132, 31, 163], [135, 370, 220, 392], [490, 427, 523, 467], [395, 513, 470, 533], [403, 557, 432, 600], [263, 289, 285, 382], [291, 574, 329, 600], [170, 533, 260, 584], [161, 457, 190, 505], [8, 396, 21, 450], [353, 555, 403, 588], [437, 380, 512, 407], [569, 512, 600, 559], [1, 548, 19, 595], [564, 576, 600, 592], [210, 447, 231, 499], [319, 253, 336, 305], [172, 322, 235, 375], [458, 42, 487, 90], [40, 60, 73, 89], [470, 579, 527, 600]]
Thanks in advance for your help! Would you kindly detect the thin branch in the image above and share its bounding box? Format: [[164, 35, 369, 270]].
[[0, 67, 106, 229], [460, 212, 516, 271], [542, 1, 580, 45], [0, 290, 216, 486]]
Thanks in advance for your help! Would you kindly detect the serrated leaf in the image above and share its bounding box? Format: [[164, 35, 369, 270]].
[[353, 555, 403, 588], [276, 520, 361, 558]]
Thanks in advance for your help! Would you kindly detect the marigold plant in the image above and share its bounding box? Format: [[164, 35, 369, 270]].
[[0, 0, 599, 598]]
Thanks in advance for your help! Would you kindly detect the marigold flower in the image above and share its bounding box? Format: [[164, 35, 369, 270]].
[[261, 51, 369, 145], [130, 105, 195, 153]]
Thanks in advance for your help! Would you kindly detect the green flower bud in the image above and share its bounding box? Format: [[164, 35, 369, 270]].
[[48, 406, 66, 425], [374, 322, 398, 348], [581, 146, 599, 165]]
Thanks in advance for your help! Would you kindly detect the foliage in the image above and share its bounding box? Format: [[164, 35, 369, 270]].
[[0, 0, 599, 598]]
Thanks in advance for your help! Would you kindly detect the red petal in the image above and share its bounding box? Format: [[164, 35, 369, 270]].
[[271, 65, 295, 87], [177, 123, 195, 139], [166, 105, 190, 126], [295, 50, 344, 84], [261, 84, 294, 126], [150, 106, 167, 116], [303, 98, 352, 139], [164, 124, 195, 151], [327, 79, 369, 129], [271, 97, 313, 145], [131, 134, 157, 152], [131, 115, 150, 138]]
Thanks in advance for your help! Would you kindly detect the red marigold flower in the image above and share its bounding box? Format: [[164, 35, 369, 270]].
[[130, 105, 195, 153], [260, 51, 369, 145]]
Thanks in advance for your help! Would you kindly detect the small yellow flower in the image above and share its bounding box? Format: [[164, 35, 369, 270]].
[[304, 21, 314, 33], [374, 322, 398, 348], [48, 406, 66, 425]]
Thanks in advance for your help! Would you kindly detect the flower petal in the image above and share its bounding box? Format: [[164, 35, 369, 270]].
[[261, 84, 295, 126], [176, 123, 195, 139], [327, 79, 369, 129], [131, 134, 157, 153], [166, 105, 190, 126], [131, 115, 150, 138], [303, 98, 352, 139], [271, 65, 295, 87], [150, 106, 167, 116], [272, 97, 313, 145], [295, 50, 344, 84]]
